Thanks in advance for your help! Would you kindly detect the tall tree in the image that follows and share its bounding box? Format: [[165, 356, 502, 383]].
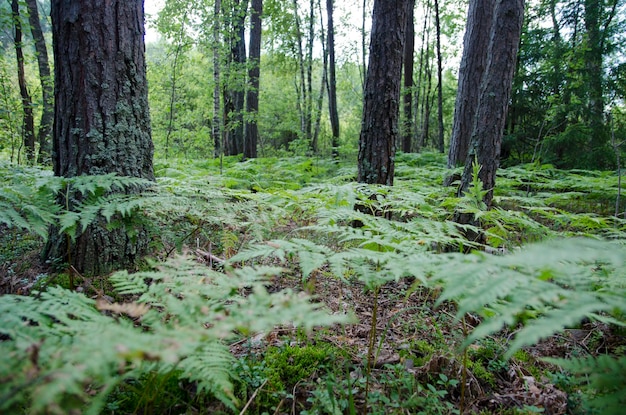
[[357, 0, 412, 185], [244, 0, 262, 159], [434, 0, 444, 153], [10, 0, 36, 163], [45, 0, 154, 275], [213, 0, 223, 158], [401, 0, 415, 153], [447, 0, 493, 168], [326, 0, 340, 156], [458, 0, 525, 208], [25, 0, 53, 164], [223, 0, 248, 156]]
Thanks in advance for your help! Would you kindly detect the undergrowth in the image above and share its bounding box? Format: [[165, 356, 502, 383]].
[[1, 153, 625, 413]]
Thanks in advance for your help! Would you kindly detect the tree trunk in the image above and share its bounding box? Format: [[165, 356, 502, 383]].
[[458, 0, 525, 207], [401, 0, 415, 153], [224, 0, 248, 156], [213, 0, 223, 159], [11, 0, 36, 164], [244, 0, 262, 159], [25, 0, 53, 164], [326, 0, 340, 157], [357, 0, 412, 186], [434, 0, 444, 153], [447, 0, 493, 168], [45, 0, 154, 275]]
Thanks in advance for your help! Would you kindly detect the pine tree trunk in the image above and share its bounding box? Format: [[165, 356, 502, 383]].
[[244, 0, 262, 159], [401, 0, 415, 153], [45, 0, 154, 275], [459, 0, 525, 207], [25, 0, 53, 164], [11, 0, 36, 164], [447, 0, 493, 168], [357, 0, 412, 185], [326, 0, 340, 157]]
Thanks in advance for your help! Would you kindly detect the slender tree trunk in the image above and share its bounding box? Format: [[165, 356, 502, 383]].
[[46, 0, 154, 275], [164, 20, 186, 160], [292, 0, 309, 142], [224, 0, 248, 156], [213, 0, 223, 159], [25, 0, 53, 164], [361, 0, 367, 91], [312, 0, 327, 154], [357, 0, 412, 186], [326, 0, 340, 157], [10, 0, 36, 164], [434, 0, 444, 153], [401, 0, 415, 153], [244, 0, 262, 159], [447, 0, 493, 168], [414, 5, 429, 152]]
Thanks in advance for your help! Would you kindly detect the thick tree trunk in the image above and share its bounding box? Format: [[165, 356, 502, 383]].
[[25, 0, 53, 164], [447, 0, 494, 168], [401, 0, 415, 153], [244, 0, 262, 159], [11, 0, 36, 164], [459, 0, 525, 207], [45, 0, 154, 275], [326, 0, 340, 156], [357, 0, 411, 186]]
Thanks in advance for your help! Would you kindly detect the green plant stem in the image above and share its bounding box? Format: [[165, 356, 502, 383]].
[[364, 284, 380, 409]]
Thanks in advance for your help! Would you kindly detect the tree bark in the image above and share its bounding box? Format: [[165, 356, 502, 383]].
[[244, 0, 262, 159], [459, 0, 525, 207], [10, 0, 36, 164], [45, 0, 154, 275], [224, 0, 248, 156], [326, 0, 340, 157], [401, 0, 415, 153], [447, 0, 494, 168], [25, 0, 53, 164], [357, 0, 412, 186], [213, 0, 223, 158], [434, 0, 444, 153]]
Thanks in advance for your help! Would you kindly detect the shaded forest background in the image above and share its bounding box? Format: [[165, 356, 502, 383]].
[[1, 0, 625, 170]]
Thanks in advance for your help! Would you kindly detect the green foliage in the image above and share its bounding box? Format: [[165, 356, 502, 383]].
[[545, 355, 626, 415], [0, 162, 152, 242], [435, 238, 626, 356], [0, 256, 350, 414]]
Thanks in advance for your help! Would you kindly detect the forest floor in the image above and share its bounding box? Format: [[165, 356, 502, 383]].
[[1, 153, 625, 414]]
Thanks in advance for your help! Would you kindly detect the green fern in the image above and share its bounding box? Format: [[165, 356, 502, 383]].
[[545, 355, 626, 415], [434, 238, 626, 356], [0, 256, 351, 414]]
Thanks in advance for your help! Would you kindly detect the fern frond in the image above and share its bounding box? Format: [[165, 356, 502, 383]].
[[435, 238, 626, 357], [545, 355, 626, 415]]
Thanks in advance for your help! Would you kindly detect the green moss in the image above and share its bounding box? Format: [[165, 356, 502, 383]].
[[466, 359, 497, 388], [263, 343, 340, 390]]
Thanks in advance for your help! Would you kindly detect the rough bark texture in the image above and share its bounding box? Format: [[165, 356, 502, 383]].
[[25, 0, 54, 164], [447, 0, 494, 168], [459, 0, 525, 207], [357, 0, 411, 186], [401, 0, 415, 153], [244, 0, 262, 159], [224, 0, 248, 156], [326, 0, 340, 156], [11, 0, 36, 163], [46, 0, 154, 275]]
